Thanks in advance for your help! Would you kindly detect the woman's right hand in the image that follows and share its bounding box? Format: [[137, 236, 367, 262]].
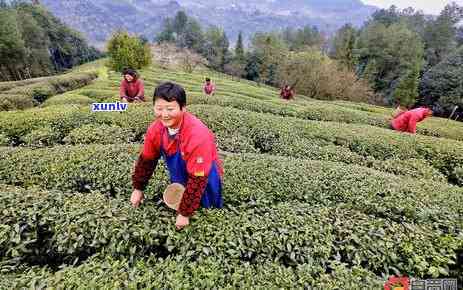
[[131, 189, 144, 207]]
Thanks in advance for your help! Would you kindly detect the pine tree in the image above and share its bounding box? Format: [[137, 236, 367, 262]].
[[332, 24, 357, 70], [235, 31, 245, 62]]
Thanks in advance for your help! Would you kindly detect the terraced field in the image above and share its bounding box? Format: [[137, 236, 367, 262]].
[[1, 61, 462, 288]]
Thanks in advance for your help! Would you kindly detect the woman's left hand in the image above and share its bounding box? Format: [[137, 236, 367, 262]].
[[176, 214, 189, 230]]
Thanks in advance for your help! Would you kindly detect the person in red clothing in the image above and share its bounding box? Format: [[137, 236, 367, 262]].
[[280, 84, 295, 100], [390, 107, 433, 134], [130, 82, 223, 230], [203, 77, 215, 96], [119, 68, 145, 103]]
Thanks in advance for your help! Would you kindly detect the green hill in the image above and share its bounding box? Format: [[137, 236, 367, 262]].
[[0, 61, 462, 288]]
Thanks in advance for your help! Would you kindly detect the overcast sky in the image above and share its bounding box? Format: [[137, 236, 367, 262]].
[[362, 0, 463, 15]]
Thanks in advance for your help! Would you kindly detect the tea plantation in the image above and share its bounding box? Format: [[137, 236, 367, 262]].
[[0, 62, 462, 289]]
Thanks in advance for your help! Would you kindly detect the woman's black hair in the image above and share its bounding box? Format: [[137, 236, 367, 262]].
[[153, 82, 187, 108], [122, 68, 138, 78]]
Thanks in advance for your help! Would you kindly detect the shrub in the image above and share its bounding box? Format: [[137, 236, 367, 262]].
[[106, 31, 152, 72], [277, 49, 375, 103]]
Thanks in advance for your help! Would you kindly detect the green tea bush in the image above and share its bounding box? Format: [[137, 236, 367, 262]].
[[0, 106, 104, 145], [77, 89, 117, 101], [43, 93, 94, 107], [0, 145, 460, 227], [0, 76, 53, 91], [0, 94, 35, 111], [189, 97, 463, 141], [189, 105, 463, 184], [0, 104, 452, 182], [0, 134, 9, 146], [20, 126, 61, 148], [0, 184, 460, 281], [0, 255, 384, 289], [0, 72, 98, 110], [63, 124, 136, 145], [1, 60, 463, 288], [368, 158, 446, 182]]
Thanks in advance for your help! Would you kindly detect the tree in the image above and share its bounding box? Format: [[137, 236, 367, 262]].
[[280, 26, 324, 51], [244, 51, 262, 82], [356, 22, 424, 103], [157, 17, 175, 43], [392, 62, 421, 107], [226, 31, 246, 78], [370, 5, 401, 26], [235, 31, 245, 62], [180, 48, 206, 73], [276, 49, 374, 103], [16, 5, 51, 78], [157, 11, 205, 55], [331, 24, 357, 70], [173, 11, 188, 35], [0, 2, 100, 81], [456, 26, 463, 46], [0, 8, 26, 80], [204, 26, 231, 71], [182, 18, 204, 52], [423, 3, 463, 67], [419, 46, 463, 114], [248, 32, 287, 85], [106, 30, 152, 72]]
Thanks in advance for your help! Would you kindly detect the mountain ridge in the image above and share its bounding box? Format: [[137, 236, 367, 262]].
[[39, 0, 378, 48]]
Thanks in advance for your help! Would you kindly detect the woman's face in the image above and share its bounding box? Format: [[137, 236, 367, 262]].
[[154, 98, 185, 129], [124, 74, 134, 82]]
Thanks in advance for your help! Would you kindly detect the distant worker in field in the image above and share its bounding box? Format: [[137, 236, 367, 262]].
[[120, 68, 145, 103], [390, 107, 433, 134], [280, 84, 295, 100], [203, 77, 216, 96], [130, 82, 223, 230]]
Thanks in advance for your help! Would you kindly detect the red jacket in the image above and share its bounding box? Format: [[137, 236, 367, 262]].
[[203, 83, 215, 95], [132, 112, 222, 217], [141, 112, 223, 178], [391, 107, 431, 133], [119, 79, 145, 101], [280, 87, 295, 100]]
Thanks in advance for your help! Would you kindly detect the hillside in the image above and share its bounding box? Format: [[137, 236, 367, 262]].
[[0, 60, 462, 288], [39, 0, 378, 47]]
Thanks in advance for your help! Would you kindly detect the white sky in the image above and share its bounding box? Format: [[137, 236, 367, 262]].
[[362, 0, 463, 15]]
